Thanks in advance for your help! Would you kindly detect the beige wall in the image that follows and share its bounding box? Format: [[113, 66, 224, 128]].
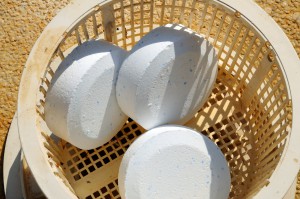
[[0, 0, 299, 197]]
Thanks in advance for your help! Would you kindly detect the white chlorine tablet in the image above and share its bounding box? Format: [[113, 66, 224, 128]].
[[118, 126, 231, 199], [116, 24, 218, 130], [45, 40, 127, 150]]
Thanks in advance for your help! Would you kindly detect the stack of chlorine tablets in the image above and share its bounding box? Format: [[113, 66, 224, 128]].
[[45, 23, 231, 199]]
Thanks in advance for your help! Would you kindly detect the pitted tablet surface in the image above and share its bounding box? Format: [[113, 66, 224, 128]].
[[116, 24, 218, 130], [45, 40, 127, 150], [118, 126, 231, 199]]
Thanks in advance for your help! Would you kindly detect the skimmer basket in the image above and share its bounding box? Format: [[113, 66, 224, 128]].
[[17, 0, 300, 198]]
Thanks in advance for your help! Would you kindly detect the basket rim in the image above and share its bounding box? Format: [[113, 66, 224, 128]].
[[3, 114, 24, 198], [220, 1, 300, 198], [17, 0, 300, 198]]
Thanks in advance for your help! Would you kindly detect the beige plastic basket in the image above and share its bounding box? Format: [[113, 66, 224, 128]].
[[17, 0, 300, 198]]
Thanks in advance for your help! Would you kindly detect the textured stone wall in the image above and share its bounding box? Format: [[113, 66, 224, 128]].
[[0, 0, 299, 198]]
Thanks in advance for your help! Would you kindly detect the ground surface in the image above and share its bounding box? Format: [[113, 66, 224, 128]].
[[0, 0, 299, 198]]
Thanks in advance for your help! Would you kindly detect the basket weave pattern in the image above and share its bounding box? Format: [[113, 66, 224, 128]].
[[34, 0, 292, 198]]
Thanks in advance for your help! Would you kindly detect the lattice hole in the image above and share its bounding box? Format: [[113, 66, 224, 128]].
[[85, 180, 120, 199]]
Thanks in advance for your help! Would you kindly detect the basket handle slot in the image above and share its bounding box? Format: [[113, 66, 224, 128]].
[[101, 3, 115, 42], [241, 49, 274, 106]]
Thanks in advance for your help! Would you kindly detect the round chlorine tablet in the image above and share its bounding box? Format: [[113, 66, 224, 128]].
[[45, 40, 127, 150], [118, 126, 231, 199], [116, 24, 218, 130]]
